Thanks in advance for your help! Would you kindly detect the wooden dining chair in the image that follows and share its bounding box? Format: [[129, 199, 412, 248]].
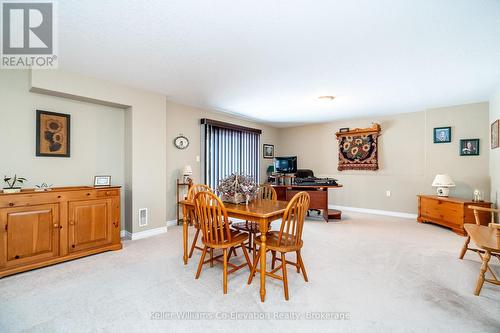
[[248, 191, 310, 300], [231, 184, 277, 260], [459, 205, 500, 295], [187, 184, 212, 259], [193, 191, 252, 294]]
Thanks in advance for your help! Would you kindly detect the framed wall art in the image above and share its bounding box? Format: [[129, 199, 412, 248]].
[[263, 144, 274, 159], [491, 119, 499, 149], [433, 126, 451, 143], [460, 139, 480, 156], [36, 110, 71, 157]]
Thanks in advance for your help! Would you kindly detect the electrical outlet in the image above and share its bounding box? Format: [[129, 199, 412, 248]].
[[386, 190, 391, 197]]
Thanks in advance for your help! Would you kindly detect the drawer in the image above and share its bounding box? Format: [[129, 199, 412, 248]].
[[96, 189, 119, 197]]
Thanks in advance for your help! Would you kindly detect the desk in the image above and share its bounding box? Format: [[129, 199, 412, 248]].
[[180, 199, 289, 302], [273, 185, 343, 222]]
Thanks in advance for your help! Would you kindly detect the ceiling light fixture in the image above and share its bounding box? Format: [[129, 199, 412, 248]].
[[318, 95, 335, 101]]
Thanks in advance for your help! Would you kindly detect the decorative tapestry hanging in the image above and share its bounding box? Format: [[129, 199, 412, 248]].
[[335, 124, 381, 171]]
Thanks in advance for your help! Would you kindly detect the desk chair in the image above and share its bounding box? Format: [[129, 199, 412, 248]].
[[248, 191, 310, 300], [295, 169, 321, 216], [459, 205, 500, 295], [193, 191, 251, 294]]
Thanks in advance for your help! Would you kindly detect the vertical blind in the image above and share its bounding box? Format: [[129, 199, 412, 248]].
[[202, 119, 261, 190]]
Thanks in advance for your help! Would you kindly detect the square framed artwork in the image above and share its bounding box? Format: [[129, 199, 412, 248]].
[[263, 144, 274, 159], [460, 139, 480, 156], [339, 127, 350, 133], [36, 110, 71, 157], [94, 176, 111, 187], [433, 127, 451, 143], [491, 119, 499, 149]]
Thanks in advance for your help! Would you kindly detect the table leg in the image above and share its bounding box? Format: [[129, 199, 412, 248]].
[[259, 219, 267, 302], [183, 205, 188, 265]]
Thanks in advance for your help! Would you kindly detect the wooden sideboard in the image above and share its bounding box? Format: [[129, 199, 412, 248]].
[[0, 186, 122, 278], [417, 195, 492, 236]]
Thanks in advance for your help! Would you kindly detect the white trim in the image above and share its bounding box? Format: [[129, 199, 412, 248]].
[[166, 219, 178, 227], [329, 205, 417, 220], [120, 226, 168, 240]]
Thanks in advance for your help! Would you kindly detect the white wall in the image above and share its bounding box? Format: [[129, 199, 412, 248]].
[[29, 69, 167, 233], [278, 103, 490, 214], [0, 70, 126, 223], [490, 88, 500, 209]]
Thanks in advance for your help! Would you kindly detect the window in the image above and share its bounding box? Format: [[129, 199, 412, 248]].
[[201, 119, 261, 190]]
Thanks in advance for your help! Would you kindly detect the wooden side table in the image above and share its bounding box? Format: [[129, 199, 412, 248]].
[[417, 195, 492, 236], [176, 179, 192, 225]]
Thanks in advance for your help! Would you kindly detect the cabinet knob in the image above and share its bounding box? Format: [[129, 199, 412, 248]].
[[53, 223, 59, 228], [8, 202, 14, 207]]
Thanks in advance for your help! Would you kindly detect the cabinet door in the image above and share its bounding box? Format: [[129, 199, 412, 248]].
[[0, 204, 60, 268], [68, 199, 113, 252]]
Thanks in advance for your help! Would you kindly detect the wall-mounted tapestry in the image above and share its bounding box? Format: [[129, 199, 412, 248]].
[[335, 124, 381, 171]]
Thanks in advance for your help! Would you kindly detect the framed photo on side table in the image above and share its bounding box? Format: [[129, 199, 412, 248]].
[[492, 119, 499, 149], [263, 144, 274, 159], [94, 176, 111, 187]]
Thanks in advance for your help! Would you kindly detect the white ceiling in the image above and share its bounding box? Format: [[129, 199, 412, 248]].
[[58, 0, 500, 127]]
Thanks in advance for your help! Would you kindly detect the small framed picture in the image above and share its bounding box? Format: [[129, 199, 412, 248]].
[[36, 110, 71, 157], [339, 128, 350, 133], [460, 139, 480, 156], [94, 175, 111, 187], [433, 127, 451, 143], [263, 144, 274, 159], [491, 119, 499, 149]]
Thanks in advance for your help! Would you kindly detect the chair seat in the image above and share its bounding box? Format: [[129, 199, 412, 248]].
[[464, 224, 500, 253], [255, 231, 303, 252], [202, 230, 248, 249], [231, 221, 261, 233]]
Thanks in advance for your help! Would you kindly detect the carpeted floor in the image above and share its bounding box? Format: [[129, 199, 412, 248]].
[[0, 212, 498, 333]]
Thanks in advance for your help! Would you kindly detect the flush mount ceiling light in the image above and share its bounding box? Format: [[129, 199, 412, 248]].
[[318, 96, 336, 101]]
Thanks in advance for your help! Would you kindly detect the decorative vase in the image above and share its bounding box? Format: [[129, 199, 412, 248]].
[[3, 188, 21, 194]]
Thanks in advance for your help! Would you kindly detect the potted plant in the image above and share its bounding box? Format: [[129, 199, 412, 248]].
[[3, 175, 27, 194]]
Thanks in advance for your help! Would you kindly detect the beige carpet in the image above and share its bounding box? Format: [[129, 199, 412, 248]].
[[0, 212, 498, 333]]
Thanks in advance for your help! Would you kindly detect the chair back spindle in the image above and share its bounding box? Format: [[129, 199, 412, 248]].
[[277, 192, 310, 247], [259, 184, 277, 201], [194, 191, 233, 246]]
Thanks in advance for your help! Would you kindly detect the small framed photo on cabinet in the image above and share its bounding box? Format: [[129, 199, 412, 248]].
[[94, 176, 111, 187]]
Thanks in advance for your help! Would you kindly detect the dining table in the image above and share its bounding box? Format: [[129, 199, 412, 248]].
[[180, 198, 289, 302]]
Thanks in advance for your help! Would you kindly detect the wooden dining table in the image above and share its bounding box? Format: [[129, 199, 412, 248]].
[[180, 198, 289, 302]]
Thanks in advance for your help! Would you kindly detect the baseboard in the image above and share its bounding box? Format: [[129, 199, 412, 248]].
[[120, 220, 178, 240], [120, 226, 168, 240], [329, 205, 417, 220]]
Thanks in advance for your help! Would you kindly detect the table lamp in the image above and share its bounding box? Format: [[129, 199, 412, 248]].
[[182, 165, 193, 183], [432, 174, 455, 197]]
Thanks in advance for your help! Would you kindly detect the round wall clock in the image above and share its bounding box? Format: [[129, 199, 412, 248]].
[[173, 135, 189, 149]]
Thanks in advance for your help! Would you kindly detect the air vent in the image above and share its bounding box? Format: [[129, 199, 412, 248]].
[[138, 208, 148, 227]]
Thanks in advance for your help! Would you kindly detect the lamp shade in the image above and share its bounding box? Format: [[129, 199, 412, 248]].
[[182, 165, 193, 176], [432, 174, 455, 187]]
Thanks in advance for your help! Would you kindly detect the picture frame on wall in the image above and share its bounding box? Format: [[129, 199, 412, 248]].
[[263, 144, 274, 159], [492, 119, 499, 149], [433, 127, 451, 143], [36, 110, 71, 157], [94, 176, 112, 187], [460, 139, 480, 156], [339, 127, 350, 133]]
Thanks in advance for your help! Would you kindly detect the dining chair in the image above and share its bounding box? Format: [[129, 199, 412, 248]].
[[231, 184, 277, 261], [459, 205, 500, 295], [248, 191, 310, 300], [187, 184, 212, 259], [193, 191, 252, 294]]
